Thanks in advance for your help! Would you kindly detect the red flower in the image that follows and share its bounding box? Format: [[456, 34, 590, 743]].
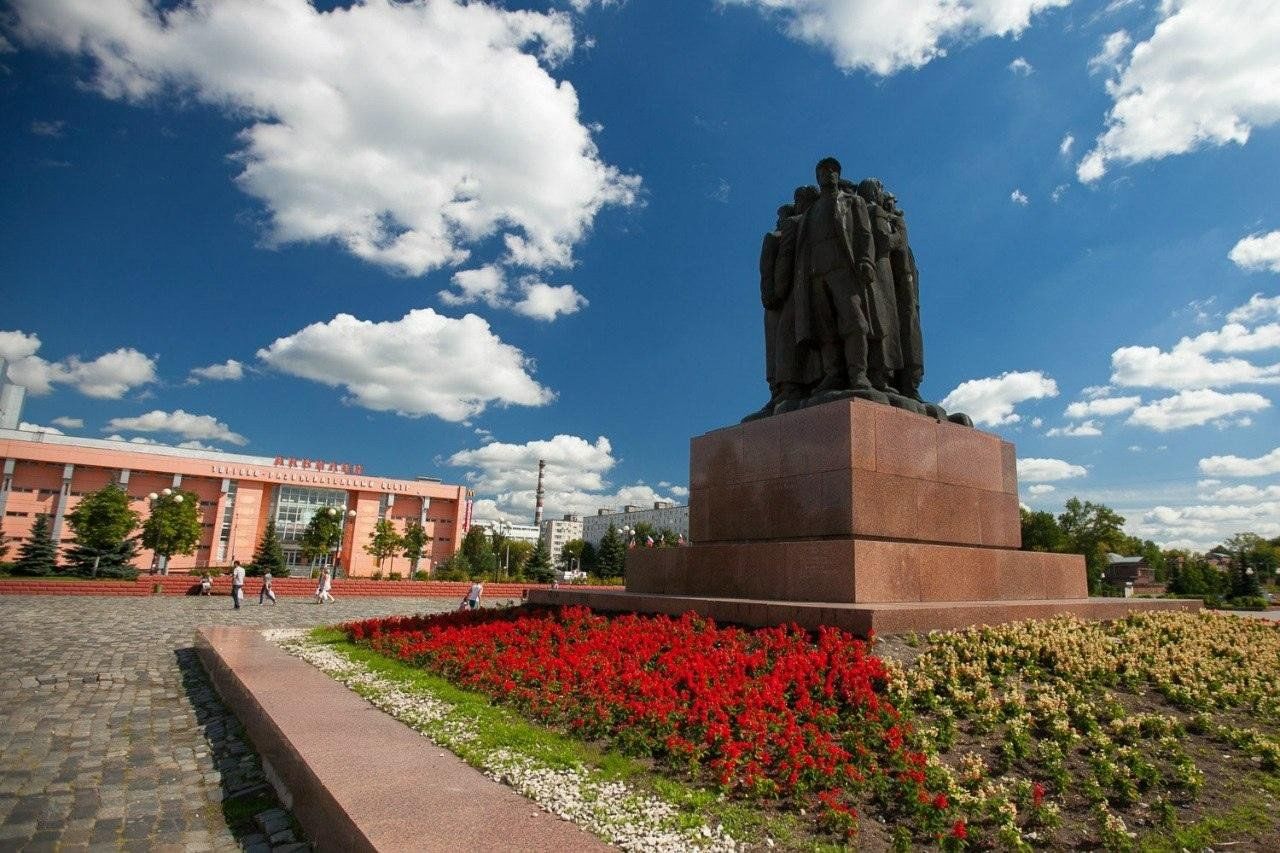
[[1032, 782, 1045, 807], [934, 793, 949, 810], [952, 820, 968, 839]]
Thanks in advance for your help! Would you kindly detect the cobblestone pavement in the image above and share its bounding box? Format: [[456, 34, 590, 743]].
[[0, 594, 506, 852]]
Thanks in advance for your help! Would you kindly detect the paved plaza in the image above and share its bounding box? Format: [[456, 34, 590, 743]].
[[0, 594, 496, 852]]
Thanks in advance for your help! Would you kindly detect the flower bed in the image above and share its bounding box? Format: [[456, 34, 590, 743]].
[[344, 607, 1280, 849], [346, 606, 964, 845]]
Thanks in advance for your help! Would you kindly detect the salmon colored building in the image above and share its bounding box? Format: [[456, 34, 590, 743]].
[[0, 428, 471, 577]]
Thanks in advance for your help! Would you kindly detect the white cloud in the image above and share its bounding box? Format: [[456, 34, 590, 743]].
[[940, 370, 1058, 426], [1, 333, 156, 399], [1087, 29, 1131, 75], [1031, 417, 1044, 428], [1010, 188, 1030, 205], [1199, 446, 1280, 477], [1046, 420, 1102, 437], [1058, 134, 1074, 156], [720, 0, 1070, 76], [1027, 484, 1056, 495], [29, 119, 65, 137], [50, 417, 82, 429], [1008, 57, 1034, 76], [176, 440, 220, 451], [1110, 344, 1280, 389], [0, 330, 42, 364], [11, 0, 639, 277], [1017, 457, 1088, 483], [448, 434, 682, 519], [1126, 389, 1270, 431], [1227, 293, 1280, 324], [1064, 395, 1141, 418], [105, 409, 248, 446], [1138, 501, 1280, 546], [257, 308, 554, 422], [510, 279, 588, 321], [1229, 232, 1280, 274], [1204, 484, 1280, 503], [442, 266, 588, 321], [1050, 184, 1068, 203], [188, 359, 244, 382], [18, 422, 62, 434], [1077, 0, 1280, 182]]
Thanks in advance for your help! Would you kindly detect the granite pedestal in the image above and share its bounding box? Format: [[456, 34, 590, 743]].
[[530, 398, 1197, 634]]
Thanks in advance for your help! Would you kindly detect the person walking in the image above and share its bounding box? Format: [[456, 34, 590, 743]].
[[230, 560, 245, 610], [465, 580, 483, 610], [259, 570, 276, 605], [316, 567, 335, 604]]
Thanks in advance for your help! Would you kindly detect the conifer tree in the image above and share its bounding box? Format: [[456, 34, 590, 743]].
[[249, 519, 286, 577], [525, 543, 554, 584], [13, 514, 58, 576], [596, 524, 626, 579]]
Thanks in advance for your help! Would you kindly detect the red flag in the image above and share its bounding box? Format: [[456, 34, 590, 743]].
[[645, 535, 655, 547]]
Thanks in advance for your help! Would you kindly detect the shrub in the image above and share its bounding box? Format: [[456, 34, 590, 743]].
[[371, 570, 384, 580], [388, 571, 402, 581], [414, 570, 430, 581]]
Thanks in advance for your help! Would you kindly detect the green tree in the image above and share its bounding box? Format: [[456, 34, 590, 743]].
[[1057, 498, 1128, 594], [1226, 533, 1266, 599], [1020, 507, 1066, 553], [0, 532, 10, 563], [505, 540, 534, 579], [457, 526, 497, 576], [525, 543, 554, 584], [300, 507, 344, 576], [658, 528, 681, 547], [64, 484, 140, 578], [579, 540, 598, 573], [632, 522, 658, 547], [13, 514, 58, 576], [435, 551, 471, 581], [364, 519, 404, 572], [560, 538, 586, 570], [400, 520, 430, 577], [249, 519, 286, 577], [141, 490, 202, 574], [596, 524, 626, 579]]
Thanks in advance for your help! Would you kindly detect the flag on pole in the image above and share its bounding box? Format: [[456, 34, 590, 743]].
[[645, 535, 655, 547]]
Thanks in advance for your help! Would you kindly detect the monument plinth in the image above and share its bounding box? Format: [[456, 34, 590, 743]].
[[529, 399, 1197, 634], [531, 156, 1198, 633]]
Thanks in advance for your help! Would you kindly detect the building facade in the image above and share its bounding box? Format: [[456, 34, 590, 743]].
[[540, 515, 584, 567], [581, 502, 689, 546], [0, 428, 470, 577]]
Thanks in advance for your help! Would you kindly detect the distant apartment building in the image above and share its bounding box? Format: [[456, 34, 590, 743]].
[[540, 515, 583, 566], [581, 502, 689, 546], [472, 518, 542, 545]]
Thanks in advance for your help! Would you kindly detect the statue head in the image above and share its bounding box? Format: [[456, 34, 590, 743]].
[[815, 157, 842, 190], [884, 192, 899, 214], [857, 178, 884, 205], [775, 203, 795, 228], [793, 184, 820, 213]]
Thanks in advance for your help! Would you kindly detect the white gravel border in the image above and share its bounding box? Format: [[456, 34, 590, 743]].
[[264, 628, 740, 853]]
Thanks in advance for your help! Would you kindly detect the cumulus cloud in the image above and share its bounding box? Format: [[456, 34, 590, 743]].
[[719, 0, 1070, 76], [256, 308, 554, 422], [1010, 188, 1029, 205], [10, 0, 639, 277], [1229, 232, 1280, 274], [447, 434, 682, 519], [105, 409, 248, 446], [1138, 501, 1280, 545], [1027, 484, 1056, 495], [940, 370, 1058, 426], [1126, 389, 1270, 431], [1008, 57, 1034, 76], [1017, 457, 1088, 483], [1199, 446, 1280, 477], [0, 330, 157, 399], [1077, 0, 1280, 183], [441, 266, 588, 321], [1045, 420, 1102, 437], [1202, 483, 1280, 503], [18, 422, 62, 434], [187, 359, 244, 383], [1059, 134, 1074, 157], [1087, 29, 1131, 75], [50, 417, 83, 429], [1227, 293, 1280, 324], [1064, 395, 1141, 419]]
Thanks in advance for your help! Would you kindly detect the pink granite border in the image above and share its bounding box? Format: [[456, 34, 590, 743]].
[[195, 626, 612, 853]]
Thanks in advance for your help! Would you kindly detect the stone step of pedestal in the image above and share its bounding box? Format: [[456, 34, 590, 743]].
[[527, 588, 1200, 637], [627, 537, 1086, 604]]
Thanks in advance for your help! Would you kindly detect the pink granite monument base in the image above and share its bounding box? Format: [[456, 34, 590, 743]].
[[529, 398, 1198, 634]]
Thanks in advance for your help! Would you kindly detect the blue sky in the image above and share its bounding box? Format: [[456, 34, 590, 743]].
[[2, 0, 1279, 550]]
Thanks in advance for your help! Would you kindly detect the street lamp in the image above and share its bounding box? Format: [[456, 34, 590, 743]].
[[496, 518, 512, 579]]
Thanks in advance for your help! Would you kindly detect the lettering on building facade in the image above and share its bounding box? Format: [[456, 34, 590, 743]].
[[272, 456, 364, 475], [210, 464, 412, 492]]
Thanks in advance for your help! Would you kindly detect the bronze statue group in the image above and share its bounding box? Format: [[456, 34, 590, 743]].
[[746, 157, 969, 426]]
